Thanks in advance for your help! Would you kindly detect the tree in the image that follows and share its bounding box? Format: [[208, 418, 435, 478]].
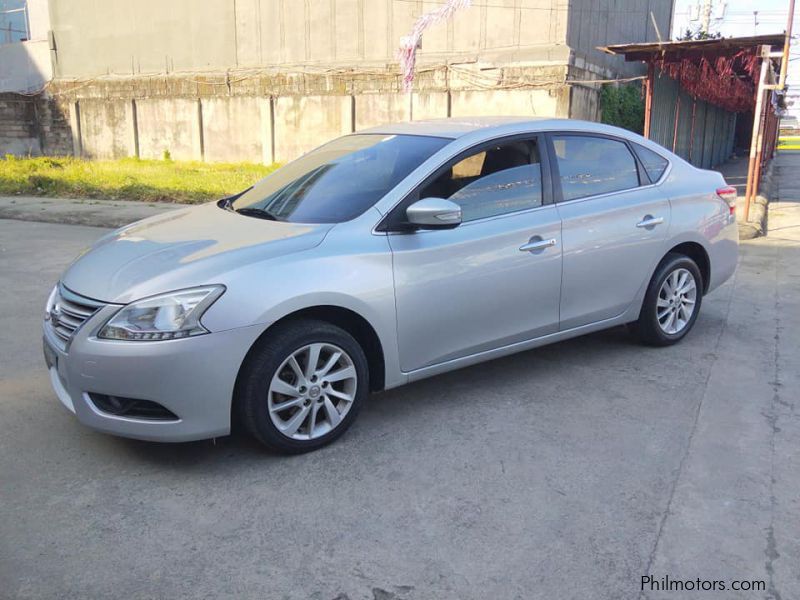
[[677, 28, 722, 41], [600, 84, 645, 134]]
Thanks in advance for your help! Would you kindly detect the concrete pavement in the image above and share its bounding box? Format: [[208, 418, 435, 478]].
[[645, 151, 800, 599], [716, 154, 771, 240], [1, 154, 799, 599], [0, 195, 180, 229]]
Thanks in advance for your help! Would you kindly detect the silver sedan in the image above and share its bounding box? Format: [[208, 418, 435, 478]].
[[43, 117, 739, 453]]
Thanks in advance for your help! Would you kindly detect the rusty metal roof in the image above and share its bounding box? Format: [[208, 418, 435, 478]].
[[599, 34, 785, 61]]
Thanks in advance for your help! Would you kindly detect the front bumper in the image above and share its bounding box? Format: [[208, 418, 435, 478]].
[[43, 308, 265, 442]]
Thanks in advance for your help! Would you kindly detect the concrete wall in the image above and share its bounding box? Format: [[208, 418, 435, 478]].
[[450, 89, 566, 118], [0, 92, 72, 156], [31, 69, 577, 164], [0, 1, 673, 161], [48, 0, 578, 79], [567, 0, 674, 77], [274, 95, 353, 162], [136, 98, 202, 161], [79, 99, 132, 159], [0, 40, 51, 93], [0, 94, 40, 155], [568, 85, 601, 122], [26, 0, 52, 40], [0, 0, 53, 93], [202, 96, 266, 163]]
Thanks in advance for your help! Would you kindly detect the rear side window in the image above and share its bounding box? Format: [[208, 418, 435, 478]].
[[551, 135, 640, 201], [632, 142, 669, 182], [419, 139, 542, 222]]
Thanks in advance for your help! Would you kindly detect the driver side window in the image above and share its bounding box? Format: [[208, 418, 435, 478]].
[[419, 139, 542, 222]]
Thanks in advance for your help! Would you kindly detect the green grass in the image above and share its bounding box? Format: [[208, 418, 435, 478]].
[[0, 155, 279, 203]]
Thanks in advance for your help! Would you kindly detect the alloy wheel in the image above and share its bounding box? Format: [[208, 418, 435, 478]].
[[656, 267, 697, 335], [267, 343, 358, 440]]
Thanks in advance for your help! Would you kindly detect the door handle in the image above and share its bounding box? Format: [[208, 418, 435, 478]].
[[636, 216, 664, 229], [519, 237, 557, 253]]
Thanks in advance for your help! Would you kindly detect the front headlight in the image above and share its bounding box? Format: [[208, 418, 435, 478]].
[[98, 285, 225, 341], [44, 285, 58, 321]]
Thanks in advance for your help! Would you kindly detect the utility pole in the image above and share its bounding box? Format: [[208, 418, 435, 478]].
[[777, 0, 796, 91], [744, 0, 796, 221], [744, 46, 770, 223], [701, 0, 713, 34]]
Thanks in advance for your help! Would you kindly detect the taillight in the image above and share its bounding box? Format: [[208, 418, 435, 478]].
[[716, 186, 737, 216]]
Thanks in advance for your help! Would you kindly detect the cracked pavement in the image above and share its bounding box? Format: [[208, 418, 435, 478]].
[[1, 154, 799, 599]]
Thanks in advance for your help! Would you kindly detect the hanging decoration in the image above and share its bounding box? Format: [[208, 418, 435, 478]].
[[655, 48, 761, 112], [398, 0, 471, 92]]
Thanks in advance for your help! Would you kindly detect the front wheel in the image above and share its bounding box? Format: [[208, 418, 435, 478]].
[[236, 319, 368, 454], [629, 253, 703, 346]]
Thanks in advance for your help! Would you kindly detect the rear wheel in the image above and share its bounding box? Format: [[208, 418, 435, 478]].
[[630, 253, 703, 346], [237, 319, 368, 453]]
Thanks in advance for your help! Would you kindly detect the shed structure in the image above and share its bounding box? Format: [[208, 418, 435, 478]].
[[600, 34, 785, 170]]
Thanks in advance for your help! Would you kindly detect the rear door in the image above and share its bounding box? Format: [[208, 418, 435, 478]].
[[548, 133, 671, 330]]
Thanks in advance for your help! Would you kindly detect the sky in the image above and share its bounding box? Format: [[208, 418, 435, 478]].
[[0, 0, 28, 44], [672, 0, 800, 116]]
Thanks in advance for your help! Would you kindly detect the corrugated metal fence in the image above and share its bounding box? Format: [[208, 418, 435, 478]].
[[649, 68, 737, 168]]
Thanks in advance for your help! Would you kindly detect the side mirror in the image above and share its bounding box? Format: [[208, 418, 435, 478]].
[[405, 197, 462, 230]]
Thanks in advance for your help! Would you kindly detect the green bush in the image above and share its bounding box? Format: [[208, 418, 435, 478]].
[[600, 83, 645, 135]]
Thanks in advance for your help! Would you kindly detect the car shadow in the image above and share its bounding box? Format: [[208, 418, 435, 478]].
[[106, 323, 670, 468]]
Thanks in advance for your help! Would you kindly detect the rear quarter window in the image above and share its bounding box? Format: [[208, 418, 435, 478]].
[[632, 142, 669, 183]]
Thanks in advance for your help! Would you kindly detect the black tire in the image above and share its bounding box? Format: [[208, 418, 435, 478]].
[[629, 253, 704, 347], [236, 319, 369, 454]]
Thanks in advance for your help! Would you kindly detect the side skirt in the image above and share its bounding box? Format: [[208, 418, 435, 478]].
[[404, 313, 632, 384]]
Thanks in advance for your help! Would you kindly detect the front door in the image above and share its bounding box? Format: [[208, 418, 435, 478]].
[[387, 136, 563, 373]]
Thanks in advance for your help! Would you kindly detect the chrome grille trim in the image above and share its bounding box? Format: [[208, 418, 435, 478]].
[[47, 285, 107, 349]]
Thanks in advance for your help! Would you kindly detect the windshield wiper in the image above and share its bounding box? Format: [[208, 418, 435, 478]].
[[235, 207, 281, 221]]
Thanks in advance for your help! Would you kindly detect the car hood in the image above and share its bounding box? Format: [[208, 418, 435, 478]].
[[61, 202, 332, 303]]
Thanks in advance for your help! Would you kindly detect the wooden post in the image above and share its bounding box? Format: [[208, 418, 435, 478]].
[[688, 99, 697, 163], [672, 94, 681, 153], [744, 47, 770, 223], [644, 63, 654, 139], [752, 99, 769, 203]]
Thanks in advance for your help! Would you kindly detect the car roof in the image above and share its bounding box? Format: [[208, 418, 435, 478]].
[[358, 117, 625, 139]]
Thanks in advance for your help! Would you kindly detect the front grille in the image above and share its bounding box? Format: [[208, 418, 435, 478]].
[[47, 285, 106, 348]]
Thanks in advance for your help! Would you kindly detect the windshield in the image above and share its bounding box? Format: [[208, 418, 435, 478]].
[[230, 133, 450, 223]]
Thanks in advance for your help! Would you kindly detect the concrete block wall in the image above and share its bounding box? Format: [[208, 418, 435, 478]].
[[21, 62, 578, 164], [0, 93, 73, 157], [0, 95, 41, 156], [202, 97, 266, 163], [355, 94, 411, 132], [2, 84, 579, 162], [449, 89, 564, 118], [274, 95, 353, 162], [79, 99, 133, 159], [136, 98, 202, 161], [35, 96, 74, 156]]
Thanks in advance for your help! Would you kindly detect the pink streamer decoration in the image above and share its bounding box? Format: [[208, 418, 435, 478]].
[[398, 0, 471, 92]]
